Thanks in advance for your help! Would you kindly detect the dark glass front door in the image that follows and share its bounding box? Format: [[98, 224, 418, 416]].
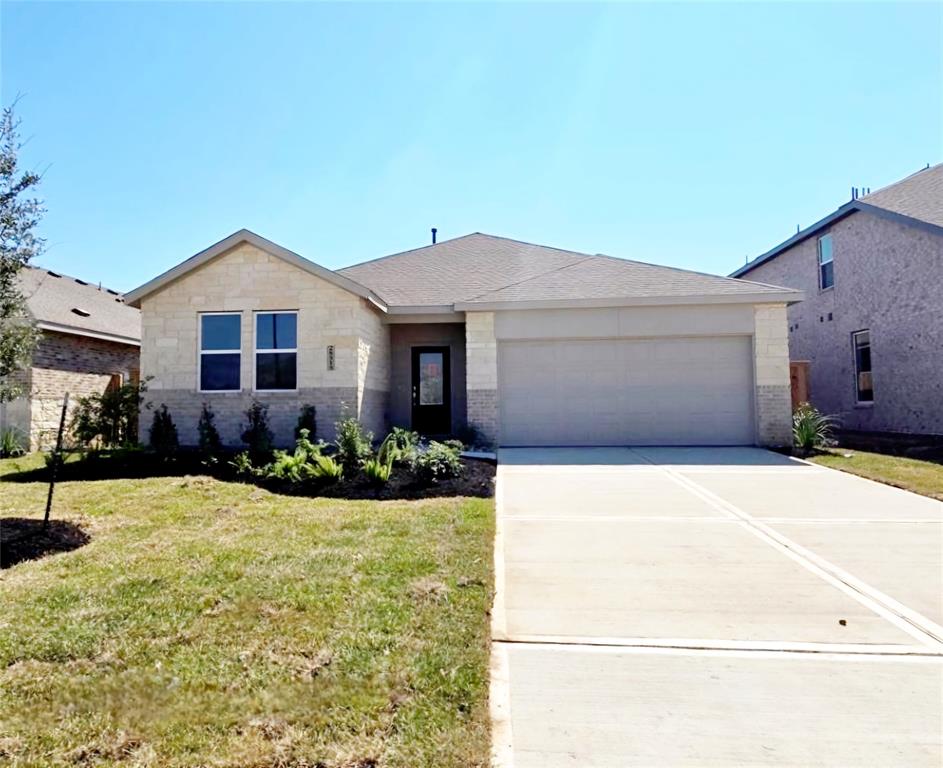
[[411, 346, 451, 435]]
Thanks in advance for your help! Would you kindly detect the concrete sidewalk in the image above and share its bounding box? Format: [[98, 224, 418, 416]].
[[491, 447, 943, 767]]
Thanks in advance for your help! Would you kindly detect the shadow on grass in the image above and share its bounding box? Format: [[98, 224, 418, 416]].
[[1, 517, 90, 568]]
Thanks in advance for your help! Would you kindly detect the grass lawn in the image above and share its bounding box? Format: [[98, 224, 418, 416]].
[[809, 449, 943, 500], [0, 454, 494, 767]]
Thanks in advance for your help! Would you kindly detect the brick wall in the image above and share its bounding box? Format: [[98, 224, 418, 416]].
[[752, 304, 793, 446], [465, 312, 498, 446], [742, 211, 943, 435], [27, 330, 140, 449]]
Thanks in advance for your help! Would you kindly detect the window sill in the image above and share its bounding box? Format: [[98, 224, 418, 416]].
[[819, 285, 834, 294], [854, 401, 874, 409]]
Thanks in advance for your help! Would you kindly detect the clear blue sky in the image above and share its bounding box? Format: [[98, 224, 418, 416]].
[[2, 2, 940, 292]]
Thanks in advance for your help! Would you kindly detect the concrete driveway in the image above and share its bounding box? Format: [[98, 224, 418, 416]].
[[490, 447, 943, 767]]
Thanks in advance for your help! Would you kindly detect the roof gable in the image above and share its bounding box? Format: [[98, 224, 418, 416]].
[[124, 230, 385, 309]]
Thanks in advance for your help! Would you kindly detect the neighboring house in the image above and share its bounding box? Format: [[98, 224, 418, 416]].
[[731, 163, 943, 437], [125, 230, 800, 448], [0, 267, 141, 450]]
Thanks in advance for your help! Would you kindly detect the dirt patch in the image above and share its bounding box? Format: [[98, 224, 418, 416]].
[[313, 457, 496, 500], [0, 517, 90, 568]]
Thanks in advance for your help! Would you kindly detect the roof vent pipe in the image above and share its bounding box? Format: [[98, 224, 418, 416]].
[[431, 227, 437, 244]]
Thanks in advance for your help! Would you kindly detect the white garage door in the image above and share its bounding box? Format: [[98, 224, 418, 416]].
[[498, 336, 755, 446]]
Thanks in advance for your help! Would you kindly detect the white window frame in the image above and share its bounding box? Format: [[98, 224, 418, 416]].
[[198, 311, 242, 393], [852, 329, 874, 405], [253, 310, 299, 393], [817, 234, 834, 290]]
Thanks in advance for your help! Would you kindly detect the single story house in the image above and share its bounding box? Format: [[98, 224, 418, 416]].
[[125, 230, 801, 448], [1, 267, 141, 450], [731, 162, 943, 437]]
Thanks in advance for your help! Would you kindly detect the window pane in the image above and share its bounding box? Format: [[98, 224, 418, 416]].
[[419, 352, 444, 405], [256, 352, 297, 390], [818, 235, 833, 264], [256, 313, 297, 350], [820, 260, 834, 289], [201, 314, 240, 351], [854, 332, 873, 402], [201, 353, 240, 391]]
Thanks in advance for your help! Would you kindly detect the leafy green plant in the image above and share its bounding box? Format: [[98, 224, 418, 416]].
[[264, 428, 327, 483], [310, 453, 343, 483], [389, 427, 420, 466], [241, 401, 274, 463], [71, 380, 147, 448], [197, 403, 223, 463], [0, 426, 25, 457], [229, 451, 258, 478], [364, 457, 393, 486], [294, 404, 317, 441], [413, 440, 463, 485], [148, 404, 179, 457], [335, 417, 372, 471], [793, 402, 835, 455]]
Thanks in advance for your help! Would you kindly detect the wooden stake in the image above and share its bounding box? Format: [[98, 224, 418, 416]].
[[44, 392, 69, 527]]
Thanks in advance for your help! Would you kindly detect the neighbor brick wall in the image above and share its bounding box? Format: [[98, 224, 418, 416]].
[[743, 211, 943, 435], [139, 242, 389, 446], [465, 312, 498, 446], [753, 304, 792, 447], [27, 330, 141, 449]]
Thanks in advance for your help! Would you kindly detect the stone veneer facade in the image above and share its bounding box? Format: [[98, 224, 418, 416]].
[[0, 330, 141, 450], [139, 242, 390, 446], [753, 304, 793, 446], [465, 312, 498, 446]]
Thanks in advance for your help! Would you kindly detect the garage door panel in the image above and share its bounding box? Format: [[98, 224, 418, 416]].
[[498, 336, 754, 446]]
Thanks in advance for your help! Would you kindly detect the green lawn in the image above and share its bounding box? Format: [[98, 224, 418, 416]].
[[809, 449, 943, 500], [0, 454, 494, 767]]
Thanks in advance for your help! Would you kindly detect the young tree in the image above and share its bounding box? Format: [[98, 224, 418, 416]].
[[0, 102, 43, 402]]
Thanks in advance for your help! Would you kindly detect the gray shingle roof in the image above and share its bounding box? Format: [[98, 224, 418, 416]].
[[859, 162, 943, 228], [19, 266, 141, 344], [341, 233, 794, 308]]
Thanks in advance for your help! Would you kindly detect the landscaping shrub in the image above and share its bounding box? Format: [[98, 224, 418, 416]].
[[241, 401, 274, 463], [389, 426, 420, 466], [197, 403, 223, 464], [264, 429, 328, 484], [335, 417, 372, 470], [364, 456, 393, 486], [71, 380, 146, 448], [413, 440, 463, 485], [294, 404, 317, 441], [793, 402, 834, 455], [149, 404, 179, 457], [229, 451, 259, 478], [0, 426, 25, 458], [310, 453, 343, 483]]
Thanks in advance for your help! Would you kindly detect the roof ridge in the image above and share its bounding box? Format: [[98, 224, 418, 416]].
[[591, 251, 789, 292], [860, 161, 942, 203], [338, 232, 482, 271], [459, 253, 598, 302]]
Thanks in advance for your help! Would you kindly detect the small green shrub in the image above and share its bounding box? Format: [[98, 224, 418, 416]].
[[148, 404, 179, 457], [389, 427, 420, 466], [197, 403, 223, 463], [335, 417, 372, 470], [264, 429, 327, 484], [413, 440, 463, 485], [0, 426, 26, 458], [310, 453, 343, 483], [229, 451, 258, 478], [364, 457, 393, 486], [241, 401, 274, 463], [71, 380, 147, 448], [793, 402, 835, 454], [294, 404, 317, 441]]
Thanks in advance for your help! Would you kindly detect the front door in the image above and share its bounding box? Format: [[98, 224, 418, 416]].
[[411, 346, 451, 435]]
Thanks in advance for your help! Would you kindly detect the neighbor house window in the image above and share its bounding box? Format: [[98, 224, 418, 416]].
[[853, 329, 873, 403], [818, 234, 834, 289], [200, 313, 241, 392], [255, 312, 297, 390]]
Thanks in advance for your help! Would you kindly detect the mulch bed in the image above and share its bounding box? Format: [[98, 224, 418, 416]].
[[0, 518, 90, 568], [269, 457, 496, 500]]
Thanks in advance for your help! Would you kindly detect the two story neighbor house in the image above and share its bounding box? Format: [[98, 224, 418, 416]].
[[125, 231, 800, 448], [732, 163, 943, 438], [0, 267, 141, 450]]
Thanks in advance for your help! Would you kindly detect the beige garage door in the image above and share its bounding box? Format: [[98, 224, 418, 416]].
[[498, 336, 755, 446]]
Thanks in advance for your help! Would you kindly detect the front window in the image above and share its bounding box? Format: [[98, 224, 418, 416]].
[[200, 313, 241, 391], [255, 312, 297, 390], [853, 330, 873, 403], [818, 234, 834, 289]]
